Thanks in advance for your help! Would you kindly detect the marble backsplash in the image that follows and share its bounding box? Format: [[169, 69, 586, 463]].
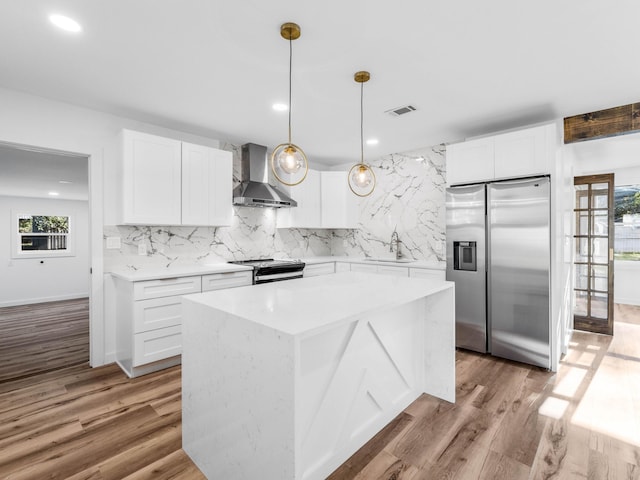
[[331, 144, 446, 263], [103, 143, 446, 272]]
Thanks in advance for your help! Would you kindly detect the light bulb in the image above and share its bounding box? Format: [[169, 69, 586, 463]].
[[351, 165, 372, 188], [277, 145, 302, 174]]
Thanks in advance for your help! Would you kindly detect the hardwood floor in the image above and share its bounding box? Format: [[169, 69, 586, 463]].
[[1, 304, 639, 479], [0, 298, 89, 383]]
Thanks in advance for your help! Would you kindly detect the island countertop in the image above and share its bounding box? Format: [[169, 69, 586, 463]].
[[182, 271, 453, 336], [182, 271, 455, 480]]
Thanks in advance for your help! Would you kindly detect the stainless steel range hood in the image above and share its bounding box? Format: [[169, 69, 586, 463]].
[[233, 143, 297, 208]]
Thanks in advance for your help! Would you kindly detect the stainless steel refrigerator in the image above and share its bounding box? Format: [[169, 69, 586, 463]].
[[446, 177, 550, 369]]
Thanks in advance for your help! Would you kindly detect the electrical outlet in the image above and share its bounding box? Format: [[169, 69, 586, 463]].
[[138, 243, 147, 256], [106, 236, 121, 249]]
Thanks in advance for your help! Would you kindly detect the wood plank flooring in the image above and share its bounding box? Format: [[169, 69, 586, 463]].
[[1, 304, 639, 479], [0, 298, 89, 383]]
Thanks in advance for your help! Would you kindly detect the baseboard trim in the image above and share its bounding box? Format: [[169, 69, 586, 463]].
[[0, 293, 90, 308], [616, 298, 640, 306]]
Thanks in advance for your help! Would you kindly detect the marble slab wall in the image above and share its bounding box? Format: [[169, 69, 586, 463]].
[[103, 142, 446, 272], [332, 144, 447, 264]]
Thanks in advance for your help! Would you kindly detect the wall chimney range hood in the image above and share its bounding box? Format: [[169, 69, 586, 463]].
[[233, 143, 297, 208]]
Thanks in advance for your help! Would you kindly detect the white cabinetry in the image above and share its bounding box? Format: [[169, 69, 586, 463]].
[[277, 169, 321, 228], [114, 270, 251, 377], [277, 169, 358, 229], [493, 126, 549, 180], [446, 137, 494, 185], [122, 130, 183, 225], [303, 262, 335, 277], [320, 172, 359, 228], [110, 129, 232, 226], [182, 142, 233, 226], [446, 124, 555, 186], [409, 268, 446, 281], [335, 262, 351, 272]]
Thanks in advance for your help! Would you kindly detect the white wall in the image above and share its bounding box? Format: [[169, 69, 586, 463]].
[[568, 132, 640, 306], [0, 196, 89, 306]]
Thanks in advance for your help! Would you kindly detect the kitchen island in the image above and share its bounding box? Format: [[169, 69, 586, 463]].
[[181, 272, 455, 480]]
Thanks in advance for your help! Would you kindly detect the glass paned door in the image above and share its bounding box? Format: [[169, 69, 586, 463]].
[[573, 174, 614, 335]]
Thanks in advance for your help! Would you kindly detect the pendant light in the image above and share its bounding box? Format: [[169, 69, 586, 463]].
[[271, 22, 308, 187], [348, 71, 376, 197]]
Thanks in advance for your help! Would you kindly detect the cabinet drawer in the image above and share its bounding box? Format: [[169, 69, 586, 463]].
[[409, 268, 446, 281], [377, 265, 409, 277], [304, 263, 335, 277], [335, 262, 351, 272], [202, 271, 253, 292], [134, 296, 182, 333], [133, 325, 181, 366], [133, 276, 202, 300], [350, 263, 378, 273]]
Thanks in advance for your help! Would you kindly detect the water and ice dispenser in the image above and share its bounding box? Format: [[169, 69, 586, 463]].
[[453, 241, 477, 271]]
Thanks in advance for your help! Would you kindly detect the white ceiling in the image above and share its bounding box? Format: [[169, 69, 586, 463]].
[[0, 1, 639, 166], [0, 145, 88, 201]]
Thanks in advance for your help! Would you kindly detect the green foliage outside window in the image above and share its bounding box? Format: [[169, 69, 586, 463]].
[[18, 215, 69, 234]]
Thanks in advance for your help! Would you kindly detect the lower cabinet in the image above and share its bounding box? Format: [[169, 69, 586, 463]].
[[303, 262, 335, 277], [409, 268, 446, 281], [114, 270, 252, 377]]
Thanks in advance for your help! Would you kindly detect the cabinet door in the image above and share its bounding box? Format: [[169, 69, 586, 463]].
[[277, 169, 321, 228], [303, 263, 335, 277], [202, 271, 253, 291], [350, 263, 378, 273], [446, 137, 494, 185], [321, 171, 358, 228], [182, 143, 233, 226], [377, 265, 409, 277], [122, 130, 182, 225], [409, 268, 446, 281], [335, 262, 351, 272], [494, 125, 549, 179], [133, 325, 181, 366]]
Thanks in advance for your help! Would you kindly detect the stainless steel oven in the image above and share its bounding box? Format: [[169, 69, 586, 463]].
[[228, 259, 305, 284]]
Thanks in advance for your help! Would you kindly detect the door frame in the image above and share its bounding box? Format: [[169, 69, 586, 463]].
[[0, 139, 103, 365], [573, 173, 615, 335]]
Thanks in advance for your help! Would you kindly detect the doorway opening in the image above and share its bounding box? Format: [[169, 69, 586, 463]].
[[0, 142, 90, 382]]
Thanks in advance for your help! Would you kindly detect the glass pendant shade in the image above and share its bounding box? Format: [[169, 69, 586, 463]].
[[271, 142, 308, 185], [270, 22, 308, 187], [348, 162, 376, 196], [348, 70, 376, 197]]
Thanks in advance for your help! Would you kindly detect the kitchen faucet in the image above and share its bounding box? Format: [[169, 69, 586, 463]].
[[389, 229, 402, 259]]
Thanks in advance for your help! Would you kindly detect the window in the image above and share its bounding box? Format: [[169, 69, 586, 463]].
[[14, 214, 74, 258], [614, 185, 640, 261]]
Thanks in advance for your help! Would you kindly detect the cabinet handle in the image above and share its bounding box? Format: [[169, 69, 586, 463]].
[[159, 277, 179, 282]]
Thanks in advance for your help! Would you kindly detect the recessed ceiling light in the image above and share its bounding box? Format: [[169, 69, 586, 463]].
[[58, 180, 73, 184], [49, 14, 82, 33], [366, 138, 379, 146], [272, 103, 288, 112], [48, 191, 60, 196]]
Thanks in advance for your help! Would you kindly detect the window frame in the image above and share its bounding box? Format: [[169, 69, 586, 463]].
[[12, 211, 75, 259]]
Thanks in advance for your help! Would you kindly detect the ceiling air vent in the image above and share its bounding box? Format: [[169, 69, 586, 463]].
[[385, 105, 417, 117]]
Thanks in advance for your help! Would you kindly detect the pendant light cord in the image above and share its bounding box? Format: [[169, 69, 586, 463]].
[[360, 80, 364, 164], [288, 37, 293, 145]]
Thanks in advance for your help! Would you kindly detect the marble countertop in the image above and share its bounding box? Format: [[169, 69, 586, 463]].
[[301, 256, 446, 270], [182, 271, 453, 336], [109, 263, 253, 282]]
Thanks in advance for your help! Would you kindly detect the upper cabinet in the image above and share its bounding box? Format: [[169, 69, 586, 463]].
[[320, 171, 358, 229], [108, 130, 232, 226], [181, 142, 232, 226], [277, 169, 359, 229], [122, 130, 182, 225], [446, 124, 555, 186]]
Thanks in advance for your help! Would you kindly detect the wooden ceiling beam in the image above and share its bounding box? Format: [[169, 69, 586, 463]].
[[564, 102, 640, 144]]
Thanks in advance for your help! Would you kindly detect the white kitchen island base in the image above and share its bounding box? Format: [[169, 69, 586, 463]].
[[182, 272, 455, 480]]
